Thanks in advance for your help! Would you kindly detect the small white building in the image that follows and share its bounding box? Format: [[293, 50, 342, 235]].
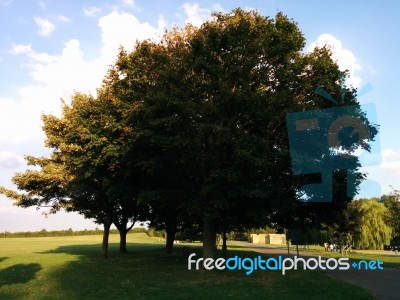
[[266, 234, 286, 245], [250, 233, 267, 244], [250, 233, 286, 245]]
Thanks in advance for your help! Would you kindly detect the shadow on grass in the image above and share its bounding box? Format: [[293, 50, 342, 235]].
[[36, 242, 202, 260], [224, 244, 249, 249], [0, 257, 8, 263], [34, 245, 278, 299], [0, 263, 41, 287], [0, 238, 369, 299], [28, 243, 375, 299]]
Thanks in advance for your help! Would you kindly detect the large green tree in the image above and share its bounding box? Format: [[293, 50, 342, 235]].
[[179, 10, 373, 257], [105, 39, 200, 254], [0, 91, 144, 257], [352, 199, 392, 249], [105, 9, 376, 258], [44, 91, 146, 254]]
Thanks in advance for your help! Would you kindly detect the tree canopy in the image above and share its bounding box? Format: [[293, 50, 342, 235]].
[[351, 199, 392, 250], [380, 190, 400, 239]]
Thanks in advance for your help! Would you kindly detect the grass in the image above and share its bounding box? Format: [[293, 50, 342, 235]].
[[266, 243, 400, 268], [0, 233, 376, 299]]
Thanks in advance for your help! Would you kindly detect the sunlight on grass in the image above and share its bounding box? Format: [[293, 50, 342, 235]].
[[0, 234, 376, 299]]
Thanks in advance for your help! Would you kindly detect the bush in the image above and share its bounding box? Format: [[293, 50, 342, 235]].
[[147, 228, 165, 238]]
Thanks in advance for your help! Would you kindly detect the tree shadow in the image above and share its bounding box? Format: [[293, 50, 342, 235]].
[[0, 257, 9, 263], [0, 263, 41, 287], [31, 243, 202, 298], [35, 242, 170, 258], [17, 242, 373, 299], [225, 244, 250, 249]]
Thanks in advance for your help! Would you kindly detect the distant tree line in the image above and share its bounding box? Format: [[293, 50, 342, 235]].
[[0, 227, 148, 238]]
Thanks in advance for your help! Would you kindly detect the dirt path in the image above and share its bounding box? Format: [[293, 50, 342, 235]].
[[239, 242, 400, 300]]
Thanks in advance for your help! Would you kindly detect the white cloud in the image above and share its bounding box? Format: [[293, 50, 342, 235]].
[[308, 34, 362, 87], [118, 0, 142, 12], [0, 96, 45, 144], [122, 0, 135, 7], [56, 15, 69, 23], [0, 150, 23, 168], [212, 4, 224, 13], [34, 16, 55, 36], [28, 51, 58, 64], [9, 43, 32, 54], [1, 11, 165, 147], [27, 39, 106, 95], [1, 11, 174, 231], [243, 6, 256, 12], [158, 14, 167, 30], [98, 11, 164, 61], [181, 2, 213, 27], [83, 6, 101, 17], [379, 148, 400, 177], [355, 148, 400, 196], [2, 41, 103, 145]]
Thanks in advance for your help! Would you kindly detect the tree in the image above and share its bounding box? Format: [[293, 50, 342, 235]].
[[180, 9, 375, 257], [0, 147, 114, 258], [104, 9, 376, 258], [105, 40, 200, 254], [352, 199, 392, 250], [0, 91, 144, 257], [43, 91, 146, 254], [380, 190, 400, 238]]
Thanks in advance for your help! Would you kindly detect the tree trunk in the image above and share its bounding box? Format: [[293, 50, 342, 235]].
[[202, 218, 216, 258], [165, 224, 176, 254], [119, 228, 128, 254], [101, 218, 111, 259], [222, 230, 227, 257], [115, 218, 135, 254]]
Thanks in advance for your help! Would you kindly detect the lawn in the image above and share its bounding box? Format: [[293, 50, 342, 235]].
[[0, 233, 375, 299], [256, 243, 400, 268], [285, 244, 400, 268]]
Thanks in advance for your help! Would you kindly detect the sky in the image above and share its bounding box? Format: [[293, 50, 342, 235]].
[[0, 0, 399, 232]]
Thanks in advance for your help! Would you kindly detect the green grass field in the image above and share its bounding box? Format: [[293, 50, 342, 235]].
[[260, 243, 400, 268], [302, 247, 400, 268], [0, 233, 376, 299]]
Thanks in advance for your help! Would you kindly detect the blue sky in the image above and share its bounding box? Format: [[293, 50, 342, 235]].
[[0, 0, 399, 231]]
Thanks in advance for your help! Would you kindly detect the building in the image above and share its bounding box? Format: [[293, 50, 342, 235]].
[[250, 233, 286, 245]]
